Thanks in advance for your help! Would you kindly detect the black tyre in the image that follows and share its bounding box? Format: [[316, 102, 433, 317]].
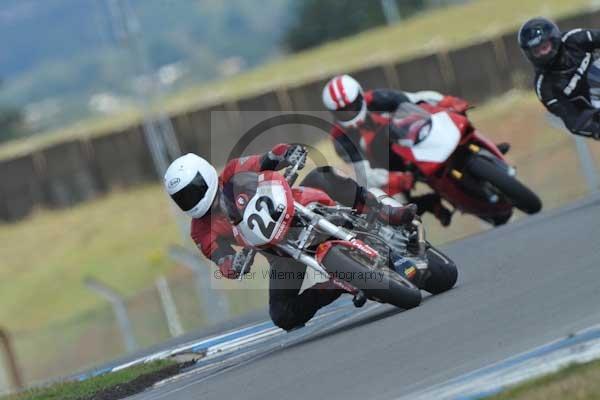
[[467, 156, 542, 214], [321, 246, 422, 309], [423, 246, 458, 295]]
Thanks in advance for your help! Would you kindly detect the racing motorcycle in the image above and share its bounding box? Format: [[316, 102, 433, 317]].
[[222, 148, 458, 310], [373, 102, 542, 226]]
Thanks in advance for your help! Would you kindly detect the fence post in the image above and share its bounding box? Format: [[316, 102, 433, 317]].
[[155, 276, 184, 337], [168, 245, 230, 325], [573, 135, 599, 193], [0, 328, 22, 391], [546, 113, 599, 193], [84, 277, 138, 353]]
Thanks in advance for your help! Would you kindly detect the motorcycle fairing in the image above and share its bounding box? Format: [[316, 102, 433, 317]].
[[410, 112, 461, 164]]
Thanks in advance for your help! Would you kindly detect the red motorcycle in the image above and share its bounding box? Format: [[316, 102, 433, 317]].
[[222, 149, 458, 310], [378, 102, 542, 226]]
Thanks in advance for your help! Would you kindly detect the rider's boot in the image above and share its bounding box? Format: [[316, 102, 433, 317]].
[[363, 189, 417, 226], [433, 202, 453, 227], [412, 193, 452, 227]]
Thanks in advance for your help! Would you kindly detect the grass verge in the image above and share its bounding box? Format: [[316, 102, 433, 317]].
[[3, 359, 187, 400], [0, 0, 592, 161], [487, 359, 600, 400]]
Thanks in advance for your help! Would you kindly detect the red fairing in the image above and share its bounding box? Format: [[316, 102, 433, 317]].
[[292, 187, 335, 207], [447, 112, 470, 136], [437, 95, 470, 114], [315, 239, 379, 265], [391, 142, 440, 176], [234, 170, 295, 248], [469, 130, 507, 161]]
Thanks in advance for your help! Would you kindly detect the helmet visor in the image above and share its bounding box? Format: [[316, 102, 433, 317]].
[[333, 93, 364, 122], [170, 172, 209, 212]]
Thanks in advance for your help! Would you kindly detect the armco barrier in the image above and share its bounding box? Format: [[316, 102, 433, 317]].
[[92, 126, 156, 189], [351, 65, 393, 91], [287, 78, 330, 110], [2, 8, 600, 222], [0, 154, 42, 222], [38, 140, 103, 208], [449, 40, 511, 102], [393, 53, 454, 94]]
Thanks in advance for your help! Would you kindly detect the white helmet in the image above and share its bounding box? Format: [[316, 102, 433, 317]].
[[322, 74, 367, 128], [164, 153, 218, 219]]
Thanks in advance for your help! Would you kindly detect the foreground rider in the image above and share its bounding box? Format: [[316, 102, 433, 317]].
[[519, 17, 600, 139], [322, 74, 496, 226], [164, 144, 417, 331]]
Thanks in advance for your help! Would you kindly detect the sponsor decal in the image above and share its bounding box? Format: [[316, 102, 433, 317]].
[[404, 266, 417, 280], [168, 177, 181, 189], [236, 194, 248, 208], [564, 53, 591, 96], [350, 239, 379, 258]]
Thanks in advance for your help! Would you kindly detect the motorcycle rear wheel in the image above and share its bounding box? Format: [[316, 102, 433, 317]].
[[321, 245, 422, 309]]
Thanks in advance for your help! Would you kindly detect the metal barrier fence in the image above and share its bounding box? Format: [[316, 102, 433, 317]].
[[9, 268, 267, 385]]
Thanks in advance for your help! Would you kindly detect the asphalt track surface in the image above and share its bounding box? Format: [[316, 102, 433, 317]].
[[130, 194, 600, 400]]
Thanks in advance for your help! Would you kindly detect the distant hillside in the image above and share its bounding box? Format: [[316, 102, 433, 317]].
[[0, 0, 292, 130]]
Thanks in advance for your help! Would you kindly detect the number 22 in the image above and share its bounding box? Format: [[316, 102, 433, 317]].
[[247, 196, 282, 238]]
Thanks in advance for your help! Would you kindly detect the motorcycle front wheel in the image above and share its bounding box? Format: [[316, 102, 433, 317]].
[[422, 246, 458, 295], [321, 245, 422, 309], [467, 155, 542, 214]]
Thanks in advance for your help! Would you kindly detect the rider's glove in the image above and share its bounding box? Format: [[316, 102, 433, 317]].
[[283, 144, 307, 169], [217, 250, 255, 279], [405, 90, 444, 105], [437, 95, 470, 114], [265, 144, 306, 170]]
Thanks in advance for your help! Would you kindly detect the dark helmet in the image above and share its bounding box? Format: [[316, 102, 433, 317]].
[[518, 18, 562, 68]]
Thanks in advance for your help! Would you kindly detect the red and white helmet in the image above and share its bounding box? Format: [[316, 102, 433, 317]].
[[322, 74, 367, 128]]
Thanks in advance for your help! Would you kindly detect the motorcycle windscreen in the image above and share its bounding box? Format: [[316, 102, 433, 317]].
[[411, 112, 461, 164]]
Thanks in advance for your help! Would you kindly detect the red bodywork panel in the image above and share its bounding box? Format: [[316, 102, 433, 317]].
[[292, 186, 336, 207], [315, 239, 379, 265], [232, 171, 296, 248]]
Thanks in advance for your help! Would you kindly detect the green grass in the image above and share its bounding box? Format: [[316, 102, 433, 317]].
[[0, 0, 593, 161], [0, 185, 181, 331], [488, 359, 600, 400], [3, 359, 176, 400]]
